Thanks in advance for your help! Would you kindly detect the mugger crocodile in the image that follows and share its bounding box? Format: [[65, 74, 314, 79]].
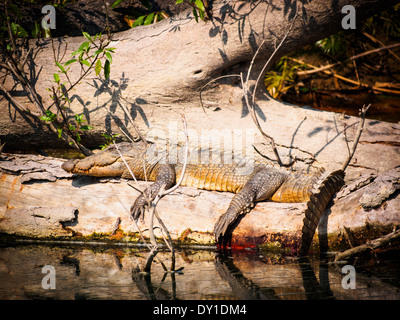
[[61, 142, 345, 255]]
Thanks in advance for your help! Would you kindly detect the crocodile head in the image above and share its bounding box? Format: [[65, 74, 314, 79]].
[[61, 142, 147, 177]]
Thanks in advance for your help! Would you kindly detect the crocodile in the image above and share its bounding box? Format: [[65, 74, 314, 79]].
[[61, 142, 345, 254]]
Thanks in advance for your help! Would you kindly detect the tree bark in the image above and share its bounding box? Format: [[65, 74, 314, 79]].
[[0, 153, 399, 251], [0, 0, 398, 149]]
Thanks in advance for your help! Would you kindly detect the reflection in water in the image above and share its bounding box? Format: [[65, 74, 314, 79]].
[[0, 244, 399, 300]]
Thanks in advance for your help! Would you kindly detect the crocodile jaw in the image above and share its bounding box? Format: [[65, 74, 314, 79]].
[[62, 158, 126, 177]]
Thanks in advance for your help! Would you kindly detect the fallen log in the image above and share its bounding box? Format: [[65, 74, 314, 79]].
[[1, 148, 399, 253], [334, 228, 400, 264]]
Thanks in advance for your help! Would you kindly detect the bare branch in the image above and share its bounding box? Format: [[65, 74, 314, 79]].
[[159, 114, 189, 197], [341, 104, 371, 172], [296, 43, 400, 76], [199, 74, 241, 114], [240, 9, 298, 167], [119, 97, 148, 145]]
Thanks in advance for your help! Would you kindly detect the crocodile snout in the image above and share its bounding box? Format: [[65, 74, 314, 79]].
[[61, 159, 76, 173]]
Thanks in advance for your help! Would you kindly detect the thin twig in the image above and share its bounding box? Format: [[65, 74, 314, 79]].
[[341, 104, 371, 171], [296, 43, 400, 76], [0, 82, 41, 117], [112, 140, 140, 185], [240, 9, 298, 167], [148, 114, 189, 270], [119, 97, 148, 145], [159, 114, 189, 197], [199, 74, 241, 114]]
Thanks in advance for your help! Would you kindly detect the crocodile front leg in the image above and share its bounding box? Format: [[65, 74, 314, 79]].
[[213, 168, 287, 244], [130, 164, 176, 221]]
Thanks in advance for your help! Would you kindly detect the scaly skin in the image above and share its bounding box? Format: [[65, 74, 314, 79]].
[[62, 142, 345, 254]]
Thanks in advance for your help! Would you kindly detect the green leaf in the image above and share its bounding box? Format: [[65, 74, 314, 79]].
[[78, 41, 90, 53], [94, 49, 103, 56], [193, 8, 199, 22], [57, 126, 63, 138], [71, 50, 81, 57], [80, 125, 93, 131], [74, 114, 84, 124], [11, 22, 28, 37], [76, 133, 81, 143], [199, 8, 205, 21], [95, 59, 102, 76], [10, 22, 17, 35], [55, 61, 66, 73], [176, 0, 184, 4], [53, 73, 60, 83], [144, 13, 155, 25], [82, 32, 92, 41], [40, 110, 56, 122], [79, 59, 91, 67], [104, 60, 110, 79], [65, 58, 77, 66], [31, 22, 41, 38], [132, 15, 146, 27], [111, 0, 124, 9], [194, 0, 205, 12], [105, 51, 113, 64], [105, 47, 116, 52], [68, 124, 76, 131]]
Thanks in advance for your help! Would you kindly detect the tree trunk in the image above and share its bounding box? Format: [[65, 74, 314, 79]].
[[0, 0, 398, 149]]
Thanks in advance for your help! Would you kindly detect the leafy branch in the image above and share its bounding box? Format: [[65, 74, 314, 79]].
[[0, 1, 116, 156]]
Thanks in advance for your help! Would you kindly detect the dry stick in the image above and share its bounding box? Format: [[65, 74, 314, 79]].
[[199, 74, 241, 114], [119, 97, 148, 145], [341, 104, 371, 172], [112, 141, 160, 258], [362, 32, 400, 63], [0, 82, 41, 117], [293, 57, 400, 95], [241, 13, 297, 167], [296, 43, 400, 76], [149, 114, 190, 271]]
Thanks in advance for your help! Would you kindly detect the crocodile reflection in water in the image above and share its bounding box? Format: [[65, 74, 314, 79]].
[[131, 251, 336, 300], [215, 253, 335, 300]]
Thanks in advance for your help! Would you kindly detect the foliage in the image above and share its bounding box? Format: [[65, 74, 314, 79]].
[[100, 133, 120, 150], [315, 32, 349, 59], [265, 3, 400, 99], [45, 31, 115, 147], [264, 56, 305, 99], [111, 0, 207, 28], [0, 2, 116, 154], [176, 0, 207, 22], [362, 3, 400, 38], [124, 12, 169, 28]]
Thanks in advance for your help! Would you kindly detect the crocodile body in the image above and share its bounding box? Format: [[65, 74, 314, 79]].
[[62, 142, 345, 254]]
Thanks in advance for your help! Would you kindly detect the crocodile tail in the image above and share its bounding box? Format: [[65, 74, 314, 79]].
[[298, 170, 345, 256]]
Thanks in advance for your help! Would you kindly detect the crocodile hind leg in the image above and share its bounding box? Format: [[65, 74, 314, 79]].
[[213, 168, 287, 245], [130, 164, 176, 221]]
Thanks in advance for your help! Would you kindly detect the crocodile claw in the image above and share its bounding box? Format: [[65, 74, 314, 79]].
[[213, 209, 241, 245], [130, 193, 148, 222]]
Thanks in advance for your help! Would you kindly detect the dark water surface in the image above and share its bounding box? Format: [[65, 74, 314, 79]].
[[0, 244, 399, 300]]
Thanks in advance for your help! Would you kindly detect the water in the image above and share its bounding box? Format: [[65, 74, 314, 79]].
[[0, 244, 399, 300]]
